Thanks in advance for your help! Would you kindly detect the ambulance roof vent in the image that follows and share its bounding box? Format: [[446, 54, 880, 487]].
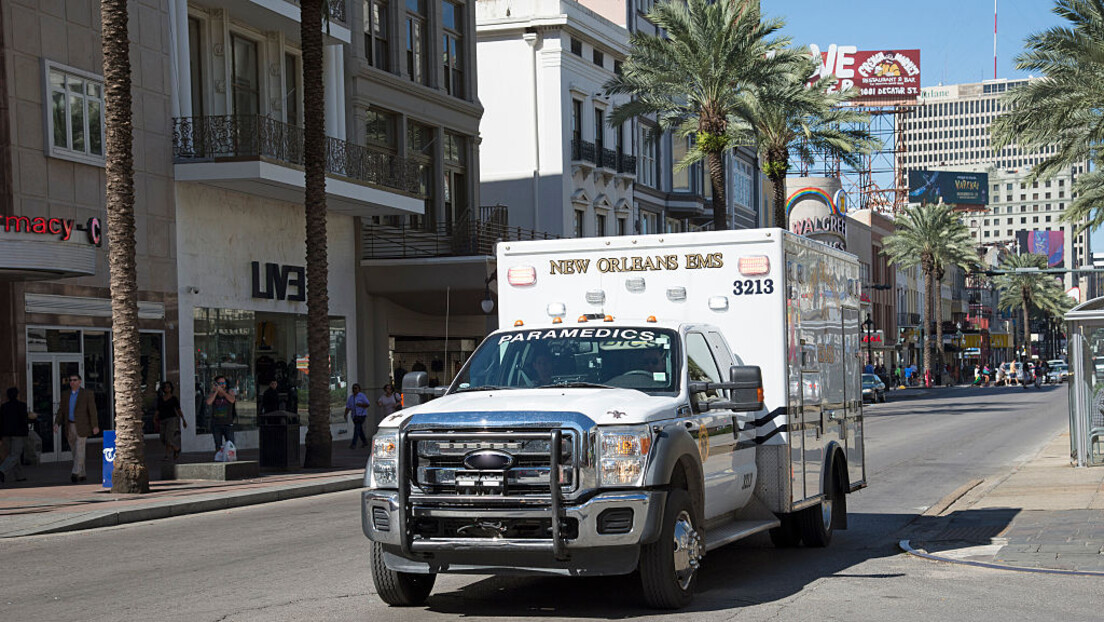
[[585, 289, 606, 305], [708, 296, 729, 311], [625, 277, 646, 293], [666, 287, 687, 302]]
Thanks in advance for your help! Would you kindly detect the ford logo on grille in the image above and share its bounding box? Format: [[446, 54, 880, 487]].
[[463, 450, 515, 470]]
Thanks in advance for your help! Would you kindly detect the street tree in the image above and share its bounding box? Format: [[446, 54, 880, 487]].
[[991, 0, 1104, 232], [994, 253, 1072, 353], [102, 0, 147, 493], [883, 203, 975, 382], [302, 0, 332, 467], [606, 0, 794, 230], [728, 58, 879, 229]]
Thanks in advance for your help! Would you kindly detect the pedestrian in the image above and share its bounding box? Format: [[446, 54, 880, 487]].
[[261, 379, 281, 414], [53, 374, 98, 483], [205, 375, 236, 451], [345, 383, 371, 449], [0, 387, 30, 483], [377, 383, 400, 420], [156, 381, 186, 461]]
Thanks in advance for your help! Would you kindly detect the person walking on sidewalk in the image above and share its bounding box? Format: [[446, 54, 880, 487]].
[[0, 387, 30, 483], [377, 383, 400, 421], [53, 374, 98, 483], [156, 382, 187, 461], [345, 384, 371, 449], [205, 376, 236, 451]]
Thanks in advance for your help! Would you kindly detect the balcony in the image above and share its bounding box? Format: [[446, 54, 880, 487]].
[[216, 0, 351, 43], [172, 115, 423, 218], [617, 153, 637, 176], [897, 312, 921, 327], [361, 205, 556, 260], [571, 138, 596, 164]]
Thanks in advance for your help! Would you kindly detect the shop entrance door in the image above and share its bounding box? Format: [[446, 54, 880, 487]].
[[27, 355, 83, 463]]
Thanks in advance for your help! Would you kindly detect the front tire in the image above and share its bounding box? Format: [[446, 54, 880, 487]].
[[640, 488, 701, 610], [370, 542, 436, 606]]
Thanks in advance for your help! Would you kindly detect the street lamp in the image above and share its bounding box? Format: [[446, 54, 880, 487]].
[[862, 314, 874, 367], [955, 322, 963, 385]]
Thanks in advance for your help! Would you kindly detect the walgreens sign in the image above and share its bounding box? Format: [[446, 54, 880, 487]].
[[808, 45, 921, 102]]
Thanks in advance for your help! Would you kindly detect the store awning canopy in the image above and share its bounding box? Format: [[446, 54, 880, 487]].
[[0, 230, 96, 281]]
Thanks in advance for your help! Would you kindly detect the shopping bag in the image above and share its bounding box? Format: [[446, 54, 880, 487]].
[[214, 448, 226, 462], [223, 440, 238, 462]]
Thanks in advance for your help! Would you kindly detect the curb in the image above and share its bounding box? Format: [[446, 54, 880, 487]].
[[899, 539, 1104, 577], [2, 474, 363, 538]]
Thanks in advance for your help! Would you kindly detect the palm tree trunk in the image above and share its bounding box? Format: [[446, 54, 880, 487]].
[[302, 0, 332, 468], [934, 267, 944, 381], [922, 267, 933, 385], [102, 0, 147, 493], [1022, 301, 1030, 358], [766, 153, 789, 229], [706, 150, 727, 231]]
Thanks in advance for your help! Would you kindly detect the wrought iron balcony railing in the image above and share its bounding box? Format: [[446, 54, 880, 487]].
[[617, 154, 637, 175], [570, 138, 596, 164], [599, 148, 617, 169], [897, 312, 921, 327], [172, 115, 421, 196], [280, 0, 347, 24], [362, 207, 557, 259]]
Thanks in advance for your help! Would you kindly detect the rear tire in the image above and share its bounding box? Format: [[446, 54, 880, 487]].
[[768, 512, 802, 548], [800, 471, 840, 548], [639, 488, 700, 610], [370, 542, 436, 606]]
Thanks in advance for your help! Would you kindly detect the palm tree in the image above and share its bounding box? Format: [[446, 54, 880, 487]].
[[990, 0, 1104, 232], [301, 0, 332, 468], [606, 0, 796, 230], [101, 0, 147, 493], [882, 203, 976, 381], [729, 59, 879, 229], [994, 253, 1072, 353]]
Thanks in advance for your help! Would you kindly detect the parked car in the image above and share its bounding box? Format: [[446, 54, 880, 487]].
[[862, 373, 886, 403], [1046, 362, 1069, 383]]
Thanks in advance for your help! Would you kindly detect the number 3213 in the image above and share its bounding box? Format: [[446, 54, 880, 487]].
[[733, 278, 774, 296]]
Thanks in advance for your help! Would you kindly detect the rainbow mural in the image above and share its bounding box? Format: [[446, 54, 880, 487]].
[[785, 187, 844, 216]]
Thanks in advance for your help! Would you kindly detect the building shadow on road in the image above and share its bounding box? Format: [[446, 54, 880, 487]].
[[905, 507, 1021, 554], [419, 512, 914, 617]]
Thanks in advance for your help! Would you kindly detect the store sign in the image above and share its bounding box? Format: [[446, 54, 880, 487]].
[[3, 215, 102, 246], [251, 261, 306, 301], [861, 330, 884, 345], [808, 45, 921, 102]]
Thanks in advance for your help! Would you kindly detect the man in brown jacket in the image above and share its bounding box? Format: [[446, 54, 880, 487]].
[[53, 374, 98, 483]]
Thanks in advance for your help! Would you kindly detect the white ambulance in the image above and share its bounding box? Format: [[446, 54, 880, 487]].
[[363, 229, 867, 609]]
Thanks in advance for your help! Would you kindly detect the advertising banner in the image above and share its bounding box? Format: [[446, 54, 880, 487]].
[[808, 45, 921, 103], [102, 430, 115, 489], [907, 170, 989, 206], [1015, 230, 1065, 267]]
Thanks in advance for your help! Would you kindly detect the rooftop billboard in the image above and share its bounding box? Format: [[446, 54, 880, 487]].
[[907, 170, 989, 206], [1015, 230, 1064, 268], [808, 45, 921, 103]]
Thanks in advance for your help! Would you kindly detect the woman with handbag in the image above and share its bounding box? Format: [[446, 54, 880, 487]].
[[156, 381, 187, 460]]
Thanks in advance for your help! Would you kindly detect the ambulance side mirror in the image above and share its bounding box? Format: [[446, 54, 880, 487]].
[[400, 371, 446, 407], [688, 365, 764, 412]]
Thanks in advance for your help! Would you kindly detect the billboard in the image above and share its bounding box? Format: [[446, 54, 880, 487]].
[[785, 177, 848, 251], [1015, 230, 1065, 267], [907, 170, 989, 206], [808, 45, 921, 103]]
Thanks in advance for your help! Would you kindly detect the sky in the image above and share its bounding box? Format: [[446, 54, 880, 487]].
[[761, 0, 1104, 252]]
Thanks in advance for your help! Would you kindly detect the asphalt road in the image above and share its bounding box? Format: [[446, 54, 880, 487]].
[[4, 384, 1101, 622]]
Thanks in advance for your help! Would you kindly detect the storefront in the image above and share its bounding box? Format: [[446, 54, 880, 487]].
[[175, 183, 359, 453]]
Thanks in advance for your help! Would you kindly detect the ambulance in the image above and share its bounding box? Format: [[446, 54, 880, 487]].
[[363, 229, 867, 609]]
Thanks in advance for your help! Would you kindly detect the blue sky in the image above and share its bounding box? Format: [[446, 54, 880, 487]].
[[762, 0, 1104, 251]]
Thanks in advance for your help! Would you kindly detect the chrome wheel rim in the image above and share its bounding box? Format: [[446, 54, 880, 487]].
[[820, 496, 833, 531], [671, 510, 701, 590]]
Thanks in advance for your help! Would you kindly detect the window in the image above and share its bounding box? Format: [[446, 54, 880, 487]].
[[572, 99, 582, 144], [686, 332, 722, 402], [442, 0, 463, 97], [672, 136, 690, 191], [733, 159, 753, 209], [408, 121, 435, 229], [593, 49, 604, 67], [617, 217, 627, 236], [284, 53, 300, 126], [187, 18, 204, 117], [570, 38, 582, 56], [596, 212, 607, 237], [365, 108, 397, 148], [364, 0, 390, 71], [46, 63, 105, 162], [594, 107, 605, 154], [231, 35, 260, 116], [574, 210, 584, 237], [405, 0, 428, 85], [639, 126, 656, 187], [443, 132, 467, 231]]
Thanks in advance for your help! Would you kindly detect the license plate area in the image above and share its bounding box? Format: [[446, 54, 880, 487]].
[[455, 470, 505, 493]]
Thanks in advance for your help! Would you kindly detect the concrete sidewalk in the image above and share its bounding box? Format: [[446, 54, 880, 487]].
[[0, 438, 368, 538], [903, 428, 1104, 574]]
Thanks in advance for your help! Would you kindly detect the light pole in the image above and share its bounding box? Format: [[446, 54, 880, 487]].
[[955, 322, 963, 385], [863, 314, 874, 368]]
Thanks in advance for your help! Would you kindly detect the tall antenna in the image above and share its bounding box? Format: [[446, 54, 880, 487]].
[[994, 0, 998, 79]]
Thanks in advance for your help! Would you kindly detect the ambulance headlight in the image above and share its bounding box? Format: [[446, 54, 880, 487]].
[[367, 432, 399, 489], [598, 426, 652, 487]]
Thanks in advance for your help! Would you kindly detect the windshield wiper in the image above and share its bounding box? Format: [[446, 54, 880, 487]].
[[455, 384, 514, 393], [536, 382, 617, 389]]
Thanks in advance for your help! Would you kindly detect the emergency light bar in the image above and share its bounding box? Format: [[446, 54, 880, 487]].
[[507, 265, 537, 286], [738, 256, 770, 276]]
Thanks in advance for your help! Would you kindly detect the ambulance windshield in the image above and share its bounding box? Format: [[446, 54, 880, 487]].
[[452, 327, 679, 396]]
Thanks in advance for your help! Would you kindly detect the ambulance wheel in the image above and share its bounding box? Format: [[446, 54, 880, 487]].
[[800, 476, 839, 548], [768, 513, 802, 548], [370, 542, 436, 606], [640, 488, 701, 610]]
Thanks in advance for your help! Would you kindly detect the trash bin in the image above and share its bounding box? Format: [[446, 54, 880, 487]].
[[258, 411, 300, 470]]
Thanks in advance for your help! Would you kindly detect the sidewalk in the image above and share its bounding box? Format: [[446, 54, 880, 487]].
[[903, 429, 1104, 574], [0, 437, 369, 538]]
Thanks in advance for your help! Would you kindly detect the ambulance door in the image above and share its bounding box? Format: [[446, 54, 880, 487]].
[[706, 330, 757, 511], [684, 331, 739, 520]]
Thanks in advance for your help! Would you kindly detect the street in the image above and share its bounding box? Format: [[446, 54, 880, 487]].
[[3, 384, 1101, 622]]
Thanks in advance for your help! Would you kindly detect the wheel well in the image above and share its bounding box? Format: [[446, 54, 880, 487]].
[[669, 455, 704, 525]]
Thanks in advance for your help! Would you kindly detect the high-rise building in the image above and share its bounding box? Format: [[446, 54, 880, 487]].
[[897, 78, 1090, 292]]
